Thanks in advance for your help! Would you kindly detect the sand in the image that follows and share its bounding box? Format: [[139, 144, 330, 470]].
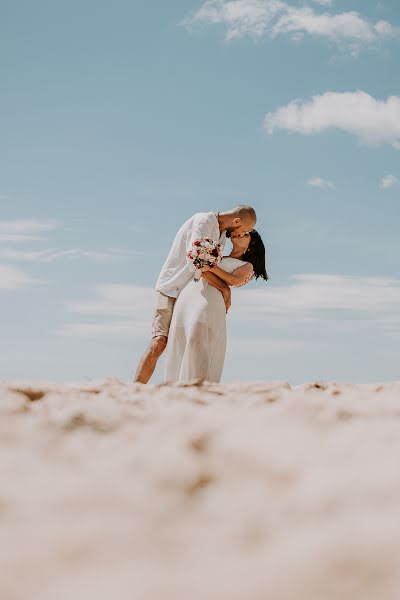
[[1, 379, 400, 600]]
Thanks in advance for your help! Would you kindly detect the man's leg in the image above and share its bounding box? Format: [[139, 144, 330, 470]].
[[133, 335, 167, 384], [133, 291, 176, 384]]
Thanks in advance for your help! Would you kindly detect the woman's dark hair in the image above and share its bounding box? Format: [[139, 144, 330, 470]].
[[242, 229, 269, 282]]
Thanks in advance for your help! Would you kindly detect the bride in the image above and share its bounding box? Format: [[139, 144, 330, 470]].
[[164, 230, 268, 383]]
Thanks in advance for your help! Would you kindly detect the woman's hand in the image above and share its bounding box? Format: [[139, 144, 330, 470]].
[[201, 264, 213, 273]]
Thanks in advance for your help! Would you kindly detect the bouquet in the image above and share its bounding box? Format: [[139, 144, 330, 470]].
[[187, 237, 224, 282]]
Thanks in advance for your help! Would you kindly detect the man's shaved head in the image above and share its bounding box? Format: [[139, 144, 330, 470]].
[[233, 205, 257, 226], [218, 205, 257, 238]]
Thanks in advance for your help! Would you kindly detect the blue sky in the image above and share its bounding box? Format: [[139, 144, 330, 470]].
[[1, 0, 399, 384]]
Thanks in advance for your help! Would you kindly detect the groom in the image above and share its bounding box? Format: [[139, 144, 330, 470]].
[[133, 205, 257, 384]]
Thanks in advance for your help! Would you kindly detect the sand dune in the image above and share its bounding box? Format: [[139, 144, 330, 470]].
[[1, 379, 400, 600]]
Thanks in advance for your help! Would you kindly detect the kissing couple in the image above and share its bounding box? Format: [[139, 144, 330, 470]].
[[134, 205, 268, 384]]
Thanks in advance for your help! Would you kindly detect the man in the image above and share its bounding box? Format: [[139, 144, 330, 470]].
[[133, 205, 257, 384]]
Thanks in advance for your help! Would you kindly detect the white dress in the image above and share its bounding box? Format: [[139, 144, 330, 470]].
[[164, 257, 253, 383]]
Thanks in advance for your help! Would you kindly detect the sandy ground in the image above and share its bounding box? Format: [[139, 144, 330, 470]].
[[1, 379, 400, 600]]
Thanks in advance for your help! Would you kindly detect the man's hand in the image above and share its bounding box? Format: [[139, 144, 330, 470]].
[[202, 271, 232, 313]]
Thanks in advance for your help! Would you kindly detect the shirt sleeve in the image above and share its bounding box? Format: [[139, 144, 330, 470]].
[[186, 214, 215, 273]]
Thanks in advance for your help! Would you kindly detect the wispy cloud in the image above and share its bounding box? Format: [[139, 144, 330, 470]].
[[58, 275, 400, 340], [57, 284, 155, 338], [307, 177, 335, 190], [233, 274, 400, 337], [181, 0, 400, 54], [264, 91, 400, 149], [0, 248, 137, 263], [0, 264, 44, 290], [380, 174, 398, 189], [228, 336, 326, 359], [56, 321, 149, 338], [66, 284, 154, 317], [0, 219, 59, 242]]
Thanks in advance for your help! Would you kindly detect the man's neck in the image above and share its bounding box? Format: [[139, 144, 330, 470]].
[[216, 212, 229, 232]]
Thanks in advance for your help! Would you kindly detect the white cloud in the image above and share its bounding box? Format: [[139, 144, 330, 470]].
[[181, 0, 285, 41], [58, 275, 400, 341], [0, 219, 58, 242], [229, 273, 400, 342], [56, 321, 149, 338], [181, 0, 400, 53], [228, 336, 315, 358], [57, 284, 155, 339], [307, 177, 335, 189], [0, 248, 136, 263], [0, 264, 44, 290], [66, 284, 155, 317], [233, 274, 400, 322], [272, 9, 376, 47], [380, 174, 398, 189], [264, 91, 400, 149]]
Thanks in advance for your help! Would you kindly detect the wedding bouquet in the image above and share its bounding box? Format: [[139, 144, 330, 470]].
[[187, 237, 224, 282]]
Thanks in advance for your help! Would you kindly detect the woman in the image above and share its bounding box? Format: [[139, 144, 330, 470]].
[[164, 230, 268, 383]]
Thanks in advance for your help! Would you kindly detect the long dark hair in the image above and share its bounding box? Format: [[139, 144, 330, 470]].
[[242, 230, 269, 282]]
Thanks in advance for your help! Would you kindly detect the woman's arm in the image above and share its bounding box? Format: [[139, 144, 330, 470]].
[[203, 263, 253, 286]]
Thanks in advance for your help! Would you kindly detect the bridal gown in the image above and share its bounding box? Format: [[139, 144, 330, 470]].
[[164, 257, 253, 383]]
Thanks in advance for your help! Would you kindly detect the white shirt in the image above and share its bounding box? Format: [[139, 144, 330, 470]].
[[156, 212, 227, 298]]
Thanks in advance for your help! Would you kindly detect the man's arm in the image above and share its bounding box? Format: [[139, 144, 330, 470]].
[[202, 271, 231, 313]]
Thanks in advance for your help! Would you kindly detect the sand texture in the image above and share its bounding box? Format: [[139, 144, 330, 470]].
[[1, 379, 400, 600]]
